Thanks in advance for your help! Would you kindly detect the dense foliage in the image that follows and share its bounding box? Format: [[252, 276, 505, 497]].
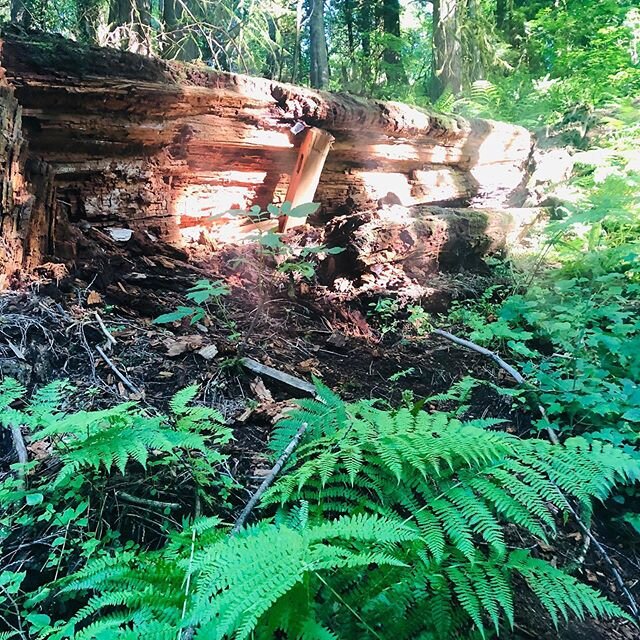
[[1, 379, 638, 638]]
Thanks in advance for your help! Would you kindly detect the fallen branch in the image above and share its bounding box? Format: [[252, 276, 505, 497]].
[[433, 327, 639, 619], [433, 328, 559, 444], [95, 344, 141, 396], [94, 311, 117, 349], [240, 357, 316, 395], [117, 491, 180, 511], [10, 423, 28, 491], [231, 422, 308, 534]]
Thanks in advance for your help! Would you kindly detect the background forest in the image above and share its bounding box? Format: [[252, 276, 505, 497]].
[[1, 1, 640, 639]]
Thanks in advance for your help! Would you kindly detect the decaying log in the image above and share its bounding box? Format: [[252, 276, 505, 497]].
[[0, 29, 533, 281], [323, 205, 546, 282], [0, 77, 55, 285]]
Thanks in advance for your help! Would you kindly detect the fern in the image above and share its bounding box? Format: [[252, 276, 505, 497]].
[[261, 389, 637, 637], [19, 385, 639, 639], [0, 379, 231, 487]]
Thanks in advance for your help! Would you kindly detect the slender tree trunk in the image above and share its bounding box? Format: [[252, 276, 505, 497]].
[[162, 0, 199, 60], [357, 0, 373, 90], [496, 0, 514, 40], [109, 0, 131, 25], [263, 16, 278, 78], [382, 0, 407, 85], [12, 0, 34, 26], [76, 0, 106, 43], [344, 0, 355, 51], [430, 0, 462, 99], [309, 0, 330, 89]]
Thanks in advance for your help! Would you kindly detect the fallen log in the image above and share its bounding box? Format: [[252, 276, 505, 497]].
[[0, 29, 534, 280], [323, 205, 547, 283]]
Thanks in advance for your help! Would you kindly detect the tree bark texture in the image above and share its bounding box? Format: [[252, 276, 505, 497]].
[[382, 0, 407, 85], [323, 205, 546, 282], [0, 30, 533, 281], [431, 0, 462, 99], [309, 0, 330, 89]]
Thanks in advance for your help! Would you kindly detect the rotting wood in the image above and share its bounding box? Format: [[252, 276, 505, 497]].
[[0, 30, 533, 280], [240, 357, 316, 395], [323, 205, 547, 282]]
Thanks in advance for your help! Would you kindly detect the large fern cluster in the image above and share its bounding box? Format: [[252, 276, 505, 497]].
[[36, 384, 638, 640]]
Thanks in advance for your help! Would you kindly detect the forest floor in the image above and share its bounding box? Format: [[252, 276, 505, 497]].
[[1, 226, 638, 640]]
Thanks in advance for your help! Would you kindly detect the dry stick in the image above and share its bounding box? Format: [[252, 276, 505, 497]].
[[433, 329, 558, 441], [94, 311, 117, 348], [10, 424, 28, 491], [433, 327, 640, 619], [231, 422, 308, 534], [240, 357, 316, 395], [117, 491, 180, 511], [95, 344, 141, 396]]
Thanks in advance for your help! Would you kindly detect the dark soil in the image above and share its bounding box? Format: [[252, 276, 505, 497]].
[[1, 230, 638, 639]]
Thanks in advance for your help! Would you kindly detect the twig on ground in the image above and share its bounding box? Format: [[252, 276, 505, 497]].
[[94, 311, 117, 349], [10, 424, 28, 467], [433, 327, 639, 618], [10, 424, 28, 490], [231, 422, 308, 534], [117, 491, 180, 511], [240, 357, 316, 395], [95, 344, 141, 396], [432, 328, 559, 444]]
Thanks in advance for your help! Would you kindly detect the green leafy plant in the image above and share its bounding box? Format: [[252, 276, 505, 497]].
[[36, 384, 638, 639], [0, 379, 232, 636], [153, 279, 230, 325]]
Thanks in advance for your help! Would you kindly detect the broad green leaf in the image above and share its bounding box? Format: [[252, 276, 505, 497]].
[[288, 202, 321, 218]]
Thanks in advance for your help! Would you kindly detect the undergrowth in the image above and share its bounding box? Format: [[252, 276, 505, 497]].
[[1, 379, 638, 638]]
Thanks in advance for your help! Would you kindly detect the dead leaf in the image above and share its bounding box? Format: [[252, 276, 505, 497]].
[[87, 290, 103, 306], [197, 344, 219, 360], [298, 357, 321, 376], [163, 334, 204, 357], [158, 371, 174, 379], [28, 440, 51, 461], [250, 377, 273, 403]]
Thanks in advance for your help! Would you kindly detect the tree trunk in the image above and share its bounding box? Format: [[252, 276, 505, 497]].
[[496, 0, 514, 40], [357, 0, 373, 90], [162, 0, 199, 61], [107, 0, 152, 54], [382, 0, 407, 85], [10, 0, 29, 25], [309, 0, 330, 89], [430, 0, 462, 99]]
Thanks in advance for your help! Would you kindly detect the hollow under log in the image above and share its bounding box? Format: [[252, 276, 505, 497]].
[[0, 29, 534, 281]]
